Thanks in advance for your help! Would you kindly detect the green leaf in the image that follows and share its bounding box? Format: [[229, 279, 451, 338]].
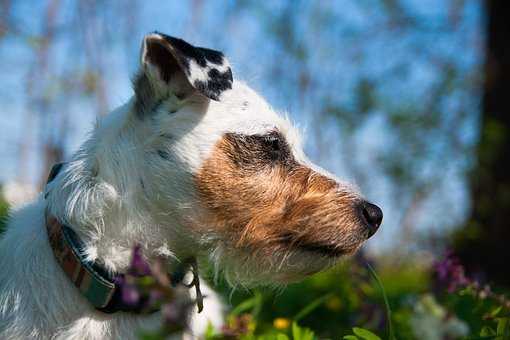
[[293, 293, 333, 322], [496, 317, 510, 336], [230, 291, 263, 316], [292, 322, 302, 340], [292, 322, 315, 340], [276, 334, 290, 340], [204, 322, 217, 339], [480, 326, 496, 336], [352, 327, 382, 340], [490, 306, 503, 317], [137, 276, 156, 286], [343, 336, 359, 340]]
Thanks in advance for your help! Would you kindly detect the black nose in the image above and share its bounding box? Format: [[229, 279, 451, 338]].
[[360, 202, 383, 235]]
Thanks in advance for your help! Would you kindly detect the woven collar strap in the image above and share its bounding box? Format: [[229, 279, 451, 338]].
[[45, 163, 126, 313], [45, 212, 117, 310]]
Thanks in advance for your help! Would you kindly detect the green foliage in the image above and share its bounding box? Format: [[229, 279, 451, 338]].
[[290, 322, 315, 340], [0, 188, 9, 235], [197, 258, 509, 340], [343, 327, 381, 340]]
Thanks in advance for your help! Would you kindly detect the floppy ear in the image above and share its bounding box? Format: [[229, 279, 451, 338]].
[[134, 32, 233, 114]]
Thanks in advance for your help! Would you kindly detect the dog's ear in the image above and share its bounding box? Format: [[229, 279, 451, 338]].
[[134, 32, 233, 115]]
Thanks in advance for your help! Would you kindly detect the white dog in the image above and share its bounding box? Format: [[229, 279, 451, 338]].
[[0, 32, 382, 339]]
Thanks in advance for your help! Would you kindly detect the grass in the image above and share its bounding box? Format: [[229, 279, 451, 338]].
[[366, 262, 395, 340]]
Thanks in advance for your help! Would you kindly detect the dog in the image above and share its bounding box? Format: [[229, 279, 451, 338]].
[[0, 32, 382, 339]]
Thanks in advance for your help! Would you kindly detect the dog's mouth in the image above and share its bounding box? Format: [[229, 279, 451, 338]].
[[294, 242, 346, 257], [279, 234, 346, 257]]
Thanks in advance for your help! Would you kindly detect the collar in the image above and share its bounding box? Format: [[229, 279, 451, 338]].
[[45, 211, 119, 312], [44, 163, 203, 314]]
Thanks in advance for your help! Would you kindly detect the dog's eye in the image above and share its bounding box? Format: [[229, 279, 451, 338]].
[[263, 135, 281, 152], [260, 132, 290, 162]]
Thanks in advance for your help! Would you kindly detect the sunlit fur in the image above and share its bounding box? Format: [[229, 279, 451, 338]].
[[194, 134, 366, 286], [0, 33, 368, 339]]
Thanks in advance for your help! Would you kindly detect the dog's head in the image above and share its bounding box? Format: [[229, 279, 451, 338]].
[[125, 33, 382, 285]]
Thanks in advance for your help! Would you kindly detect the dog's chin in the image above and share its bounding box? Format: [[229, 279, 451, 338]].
[[209, 248, 318, 286], [270, 267, 325, 284], [264, 255, 340, 284], [269, 247, 366, 284], [207, 237, 365, 287], [235, 266, 330, 286]]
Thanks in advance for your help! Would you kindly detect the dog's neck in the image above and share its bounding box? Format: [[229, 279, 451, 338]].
[[45, 99, 192, 274]]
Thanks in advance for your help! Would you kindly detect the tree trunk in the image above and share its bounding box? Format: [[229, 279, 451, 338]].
[[455, 0, 510, 286]]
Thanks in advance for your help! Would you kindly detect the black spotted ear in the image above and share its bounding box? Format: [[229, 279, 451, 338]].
[[134, 32, 233, 114]]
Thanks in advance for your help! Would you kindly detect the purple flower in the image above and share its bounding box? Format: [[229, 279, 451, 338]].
[[435, 257, 453, 281], [434, 251, 510, 313], [122, 284, 141, 306], [113, 245, 152, 308], [113, 275, 125, 286], [434, 251, 470, 293], [129, 245, 152, 276], [113, 245, 194, 332]]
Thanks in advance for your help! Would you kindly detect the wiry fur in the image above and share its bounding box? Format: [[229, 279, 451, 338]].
[[0, 33, 376, 339]]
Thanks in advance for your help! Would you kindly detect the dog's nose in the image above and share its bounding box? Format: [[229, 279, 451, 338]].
[[359, 201, 383, 236]]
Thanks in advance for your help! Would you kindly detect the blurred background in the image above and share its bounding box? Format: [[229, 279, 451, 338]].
[[1, 1, 508, 339]]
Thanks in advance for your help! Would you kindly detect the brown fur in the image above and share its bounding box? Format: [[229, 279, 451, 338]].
[[194, 132, 368, 259]]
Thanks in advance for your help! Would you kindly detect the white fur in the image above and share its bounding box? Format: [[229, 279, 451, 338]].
[[0, 84, 305, 339], [0, 36, 360, 339]]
